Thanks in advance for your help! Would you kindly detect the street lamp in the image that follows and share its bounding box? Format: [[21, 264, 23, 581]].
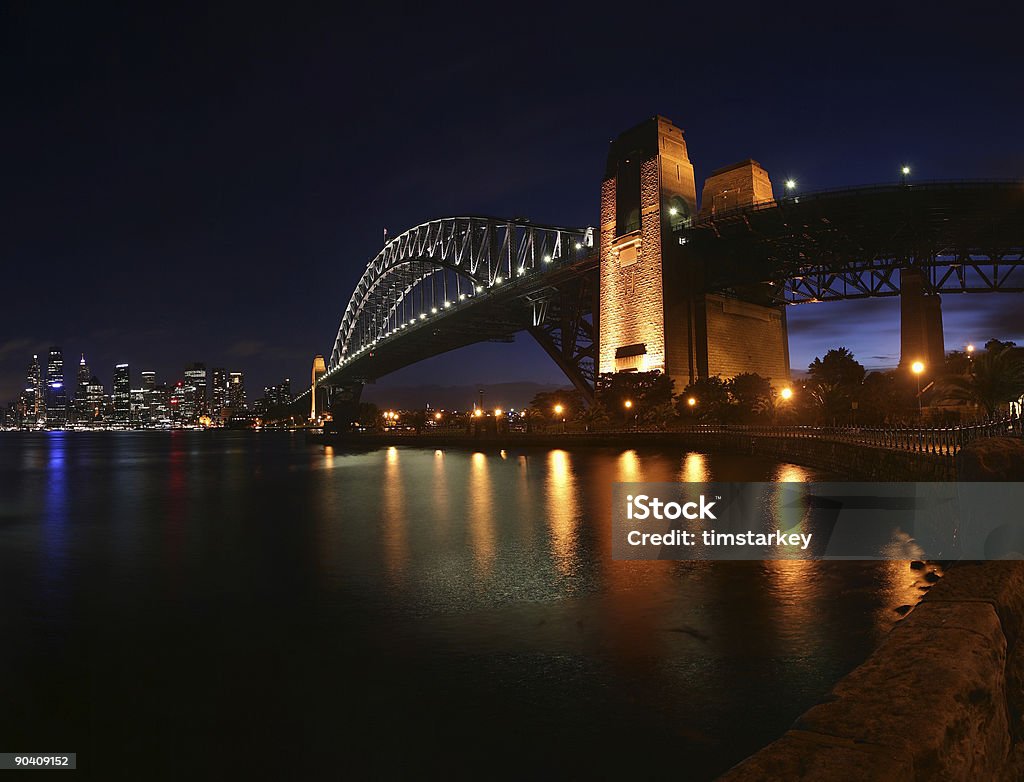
[[911, 361, 925, 413], [780, 387, 794, 401], [687, 396, 697, 408], [784, 179, 797, 195], [554, 403, 565, 433], [966, 344, 976, 354], [900, 165, 911, 185]]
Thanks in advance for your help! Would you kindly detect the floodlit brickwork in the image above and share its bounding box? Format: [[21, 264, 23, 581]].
[[703, 294, 790, 382], [698, 159, 775, 219], [600, 118, 791, 388]]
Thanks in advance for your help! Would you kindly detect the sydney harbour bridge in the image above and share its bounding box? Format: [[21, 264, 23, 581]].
[[298, 116, 1024, 417]]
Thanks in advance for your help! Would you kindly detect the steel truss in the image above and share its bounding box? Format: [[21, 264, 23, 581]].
[[328, 217, 592, 371], [782, 251, 1024, 303], [525, 275, 598, 403]]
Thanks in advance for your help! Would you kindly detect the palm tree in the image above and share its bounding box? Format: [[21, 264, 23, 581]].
[[577, 403, 610, 432], [935, 345, 1024, 419]]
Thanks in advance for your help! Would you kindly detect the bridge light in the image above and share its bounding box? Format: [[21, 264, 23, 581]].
[[431, 307, 437, 314], [517, 267, 525, 276], [494, 408, 502, 417], [474, 409, 483, 418], [444, 301, 451, 308], [780, 387, 794, 401], [475, 285, 483, 292], [420, 313, 426, 320], [574, 242, 582, 250], [543, 254, 552, 263], [459, 293, 467, 300], [409, 319, 415, 324], [494, 277, 502, 284]]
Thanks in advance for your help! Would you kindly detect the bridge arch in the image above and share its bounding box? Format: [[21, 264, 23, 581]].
[[328, 216, 593, 373]]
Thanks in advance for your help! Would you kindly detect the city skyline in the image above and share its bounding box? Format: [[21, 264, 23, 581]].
[[1, 342, 297, 428]]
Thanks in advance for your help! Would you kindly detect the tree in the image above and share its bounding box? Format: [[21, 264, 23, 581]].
[[639, 401, 677, 430], [530, 389, 583, 424], [726, 373, 773, 423], [807, 348, 866, 387], [935, 344, 1024, 419], [577, 403, 610, 432], [858, 371, 916, 425], [357, 402, 380, 428], [677, 376, 730, 421], [805, 348, 866, 425], [596, 371, 674, 422]]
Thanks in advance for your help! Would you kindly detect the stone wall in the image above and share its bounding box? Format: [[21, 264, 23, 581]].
[[702, 294, 790, 382], [718, 562, 1024, 781]]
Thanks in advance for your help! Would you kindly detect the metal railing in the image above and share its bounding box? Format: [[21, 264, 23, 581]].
[[337, 415, 1022, 458]]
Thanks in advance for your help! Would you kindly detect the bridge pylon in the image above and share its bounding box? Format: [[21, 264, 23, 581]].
[[599, 116, 790, 388]]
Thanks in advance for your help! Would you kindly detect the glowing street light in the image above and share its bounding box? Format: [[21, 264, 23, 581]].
[[493, 408, 502, 417], [624, 399, 633, 409], [912, 360, 925, 412], [779, 387, 794, 401], [434, 412, 442, 421], [554, 404, 564, 416], [900, 165, 911, 185], [785, 179, 797, 192], [687, 396, 697, 407], [474, 408, 483, 418], [966, 344, 976, 353]]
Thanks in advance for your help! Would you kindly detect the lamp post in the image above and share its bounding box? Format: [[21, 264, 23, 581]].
[[624, 399, 634, 430], [784, 179, 796, 201], [912, 361, 925, 413], [554, 403, 565, 433], [900, 165, 911, 185]]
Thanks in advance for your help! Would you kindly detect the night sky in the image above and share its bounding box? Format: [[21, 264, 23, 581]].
[[3, 3, 1022, 403]]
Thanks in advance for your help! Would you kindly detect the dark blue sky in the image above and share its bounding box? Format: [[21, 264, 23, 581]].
[[2, 3, 1022, 402]]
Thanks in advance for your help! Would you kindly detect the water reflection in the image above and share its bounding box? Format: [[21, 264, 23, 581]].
[[42, 433, 68, 600], [467, 452, 495, 574], [0, 434, 930, 781], [545, 450, 579, 576], [680, 451, 709, 483], [381, 447, 408, 577]]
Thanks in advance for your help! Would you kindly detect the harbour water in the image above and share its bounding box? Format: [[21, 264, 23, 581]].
[[0, 432, 928, 779]]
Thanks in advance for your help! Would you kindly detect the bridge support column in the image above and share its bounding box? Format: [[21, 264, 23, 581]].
[[900, 267, 945, 372], [599, 117, 790, 390]]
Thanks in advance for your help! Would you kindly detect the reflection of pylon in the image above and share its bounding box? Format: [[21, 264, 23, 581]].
[[310, 354, 326, 421]]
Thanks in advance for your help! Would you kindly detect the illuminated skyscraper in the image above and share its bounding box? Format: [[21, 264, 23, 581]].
[[113, 364, 131, 424], [228, 371, 246, 411], [75, 354, 91, 421], [86, 375, 104, 424], [46, 346, 67, 428], [184, 362, 207, 421], [26, 355, 45, 426], [211, 368, 227, 418]]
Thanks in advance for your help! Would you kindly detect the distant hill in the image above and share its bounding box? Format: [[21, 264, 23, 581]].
[[361, 381, 568, 411]]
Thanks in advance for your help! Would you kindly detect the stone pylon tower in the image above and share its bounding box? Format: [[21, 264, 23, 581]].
[[899, 268, 945, 373], [598, 116, 697, 378], [599, 116, 790, 387], [310, 354, 327, 421]]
